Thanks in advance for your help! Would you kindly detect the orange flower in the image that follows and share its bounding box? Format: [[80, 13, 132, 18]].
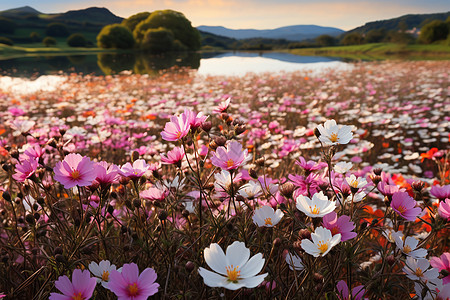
[[420, 147, 438, 162]]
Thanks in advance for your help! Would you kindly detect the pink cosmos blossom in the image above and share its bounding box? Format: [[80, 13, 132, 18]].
[[183, 108, 208, 130], [95, 161, 120, 187], [119, 159, 150, 179], [390, 191, 422, 221], [430, 252, 450, 285], [53, 153, 98, 189], [295, 156, 327, 173], [322, 211, 357, 242], [430, 185, 450, 201], [20, 144, 44, 162], [140, 185, 169, 201], [336, 280, 365, 300], [211, 140, 251, 170], [13, 158, 38, 182], [212, 97, 231, 114], [108, 263, 159, 299], [49, 269, 96, 300], [377, 182, 403, 199], [160, 113, 191, 141], [160, 146, 185, 167], [438, 198, 450, 221]]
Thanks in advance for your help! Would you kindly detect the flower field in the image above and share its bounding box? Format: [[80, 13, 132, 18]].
[[0, 60, 449, 299]]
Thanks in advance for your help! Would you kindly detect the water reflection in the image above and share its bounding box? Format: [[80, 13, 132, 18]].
[[0, 51, 346, 77]]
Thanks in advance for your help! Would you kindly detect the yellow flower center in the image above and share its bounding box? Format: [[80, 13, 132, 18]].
[[101, 270, 109, 282], [71, 170, 81, 180], [311, 205, 320, 214], [226, 159, 234, 168], [397, 205, 406, 214], [226, 265, 240, 283], [72, 292, 84, 300], [330, 132, 339, 143], [415, 268, 423, 277], [318, 242, 328, 254], [264, 217, 273, 225], [350, 181, 359, 188], [176, 131, 182, 139], [128, 283, 139, 296], [403, 245, 412, 254]]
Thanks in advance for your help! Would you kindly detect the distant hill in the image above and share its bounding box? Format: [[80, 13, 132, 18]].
[[348, 11, 450, 34], [197, 25, 344, 42], [52, 7, 123, 25], [0, 6, 42, 16]]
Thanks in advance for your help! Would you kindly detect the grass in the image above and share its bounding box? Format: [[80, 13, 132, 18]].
[[0, 43, 115, 59], [287, 43, 450, 60]]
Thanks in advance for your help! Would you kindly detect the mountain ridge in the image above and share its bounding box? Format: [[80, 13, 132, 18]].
[[197, 24, 344, 42]]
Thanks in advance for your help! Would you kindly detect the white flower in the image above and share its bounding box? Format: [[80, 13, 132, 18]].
[[252, 205, 284, 227], [88, 260, 119, 289], [301, 226, 341, 257], [317, 119, 353, 145], [403, 257, 439, 283], [285, 252, 304, 271], [345, 174, 367, 190], [393, 233, 427, 259], [238, 181, 263, 199], [334, 161, 353, 174], [198, 241, 268, 290], [296, 191, 336, 218]]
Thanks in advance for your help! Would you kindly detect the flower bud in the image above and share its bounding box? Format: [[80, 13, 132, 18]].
[[298, 229, 311, 240], [201, 121, 212, 132], [373, 168, 382, 176], [2, 191, 11, 202], [314, 127, 321, 138], [273, 238, 282, 247], [255, 158, 265, 167], [369, 174, 381, 186], [119, 176, 130, 185], [10, 149, 19, 160], [47, 138, 57, 148], [279, 182, 295, 199], [185, 261, 195, 273], [235, 125, 246, 135], [386, 255, 396, 266], [412, 181, 425, 193], [133, 199, 141, 208], [158, 210, 168, 221], [25, 213, 35, 224], [313, 273, 324, 283], [214, 136, 227, 147], [249, 168, 258, 180]]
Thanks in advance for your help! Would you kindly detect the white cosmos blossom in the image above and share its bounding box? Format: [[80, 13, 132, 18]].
[[345, 174, 367, 190], [238, 181, 263, 199], [252, 205, 284, 227], [301, 226, 341, 257], [285, 252, 304, 271], [198, 241, 268, 290], [393, 232, 427, 259], [403, 257, 439, 283], [88, 260, 120, 289], [317, 119, 353, 145], [296, 191, 336, 218], [334, 161, 353, 174]]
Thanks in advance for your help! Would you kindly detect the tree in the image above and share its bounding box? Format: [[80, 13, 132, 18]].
[[365, 29, 386, 43], [122, 12, 151, 32], [419, 20, 449, 44], [43, 37, 57, 47], [141, 27, 174, 53], [316, 34, 336, 47], [46, 23, 69, 37], [30, 32, 41, 43], [97, 24, 135, 49], [0, 17, 16, 34], [133, 10, 201, 51], [67, 33, 88, 47], [340, 32, 364, 45]]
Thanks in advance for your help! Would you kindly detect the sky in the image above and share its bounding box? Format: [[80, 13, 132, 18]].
[[0, 0, 448, 30]]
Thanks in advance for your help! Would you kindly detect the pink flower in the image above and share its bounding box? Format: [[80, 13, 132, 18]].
[[20, 144, 44, 162], [13, 158, 38, 182], [323, 211, 357, 242], [108, 263, 159, 300], [160, 146, 185, 167], [183, 108, 208, 130], [295, 156, 327, 173], [430, 252, 450, 285], [160, 113, 190, 141], [438, 198, 450, 221], [119, 159, 150, 179], [212, 97, 230, 114], [430, 185, 450, 201], [95, 161, 120, 187], [140, 185, 169, 201], [377, 182, 403, 199], [211, 140, 251, 170], [49, 269, 96, 300], [390, 191, 422, 222], [53, 154, 98, 189], [336, 280, 365, 300]]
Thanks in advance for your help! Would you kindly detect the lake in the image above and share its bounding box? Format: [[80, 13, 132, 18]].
[[0, 51, 352, 77]]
